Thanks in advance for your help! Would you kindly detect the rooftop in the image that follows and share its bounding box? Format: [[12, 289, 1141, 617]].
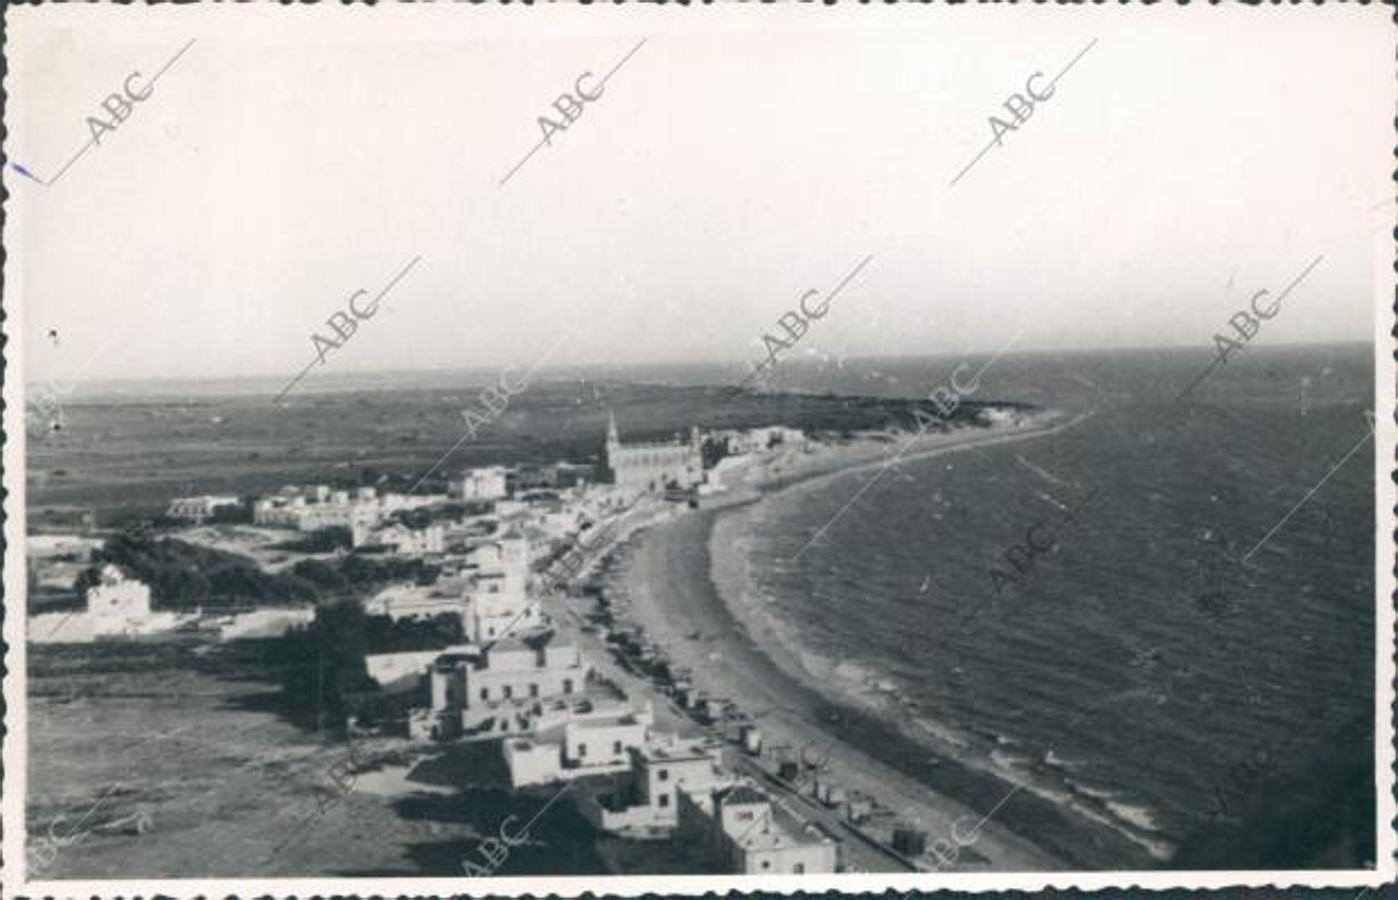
[[716, 784, 768, 807], [572, 714, 640, 730], [488, 629, 565, 654], [640, 739, 717, 764]]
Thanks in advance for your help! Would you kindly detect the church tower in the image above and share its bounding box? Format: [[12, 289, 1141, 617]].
[[604, 410, 621, 484]]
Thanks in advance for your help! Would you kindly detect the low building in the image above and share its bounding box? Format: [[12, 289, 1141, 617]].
[[364, 583, 466, 623], [29, 564, 190, 643], [427, 631, 589, 738], [677, 779, 838, 874], [357, 522, 445, 555], [750, 426, 805, 450], [503, 701, 653, 787], [165, 495, 242, 523], [451, 466, 509, 502], [366, 645, 474, 688], [714, 426, 805, 457], [577, 734, 729, 836], [252, 485, 438, 532], [87, 564, 152, 633]]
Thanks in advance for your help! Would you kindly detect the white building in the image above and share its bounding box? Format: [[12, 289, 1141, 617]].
[[166, 495, 243, 523], [426, 631, 588, 739], [364, 583, 466, 623], [677, 779, 838, 874], [356, 522, 445, 555], [460, 535, 534, 643], [29, 564, 197, 643], [253, 485, 440, 533], [366, 645, 475, 688], [451, 466, 509, 502], [87, 564, 152, 632], [577, 734, 729, 836], [503, 701, 653, 787], [716, 426, 806, 457]]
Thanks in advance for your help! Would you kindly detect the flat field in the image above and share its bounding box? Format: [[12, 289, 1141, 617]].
[[25, 639, 675, 878]]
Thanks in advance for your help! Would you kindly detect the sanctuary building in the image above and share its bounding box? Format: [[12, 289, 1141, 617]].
[[604, 411, 703, 492]]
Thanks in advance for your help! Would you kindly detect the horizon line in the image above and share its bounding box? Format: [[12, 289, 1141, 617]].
[[26, 337, 1374, 394]]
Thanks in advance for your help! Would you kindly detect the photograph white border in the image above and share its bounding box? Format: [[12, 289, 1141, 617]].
[[3, 3, 1394, 896]]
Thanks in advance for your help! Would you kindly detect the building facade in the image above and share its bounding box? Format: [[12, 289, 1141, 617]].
[[604, 411, 703, 492], [504, 702, 652, 788], [427, 632, 589, 738], [462, 535, 534, 642], [165, 495, 242, 523], [676, 780, 838, 874], [252, 484, 436, 534], [451, 466, 509, 502], [86, 565, 155, 636]]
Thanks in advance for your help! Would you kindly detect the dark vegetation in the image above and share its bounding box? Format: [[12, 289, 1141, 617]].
[[273, 526, 354, 553], [75, 531, 441, 610], [278, 604, 463, 733], [280, 601, 375, 733], [700, 435, 729, 470], [363, 611, 464, 654], [76, 531, 319, 609], [387, 502, 489, 530], [206, 501, 254, 524]]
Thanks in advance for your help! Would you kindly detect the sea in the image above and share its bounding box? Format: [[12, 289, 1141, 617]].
[[708, 344, 1377, 868]]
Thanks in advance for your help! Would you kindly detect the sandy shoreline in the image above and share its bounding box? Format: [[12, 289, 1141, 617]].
[[602, 414, 1091, 872]]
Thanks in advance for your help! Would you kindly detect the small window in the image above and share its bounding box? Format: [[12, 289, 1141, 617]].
[[613, 741, 622, 755], [503, 685, 513, 699], [659, 794, 670, 809], [563, 679, 574, 694], [530, 684, 540, 698], [578, 743, 587, 757], [480, 688, 489, 701], [658, 769, 669, 782], [761, 860, 771, 871], [794, 864, 805, 874]]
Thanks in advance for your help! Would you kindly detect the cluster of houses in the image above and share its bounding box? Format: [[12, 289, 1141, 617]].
[[355, 490, 837, 874], [34, 415, 836, 872], [27, 564, 183, 642], [250, 484, 440, 533]]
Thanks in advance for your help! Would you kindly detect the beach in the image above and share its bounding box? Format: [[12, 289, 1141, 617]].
[[594, 414, 1085, 872]]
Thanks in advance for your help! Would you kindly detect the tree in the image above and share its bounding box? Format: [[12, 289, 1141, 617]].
[[282, 600, 376, 735]]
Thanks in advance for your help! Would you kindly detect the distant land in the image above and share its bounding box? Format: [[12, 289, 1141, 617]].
[[27, 378, 1034, 528]]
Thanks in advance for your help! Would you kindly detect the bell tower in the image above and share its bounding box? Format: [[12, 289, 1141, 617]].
[[604, 409, 621, 484]]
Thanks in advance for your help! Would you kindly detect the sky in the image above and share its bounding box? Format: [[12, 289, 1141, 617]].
[[5, 4, 1393, 386]]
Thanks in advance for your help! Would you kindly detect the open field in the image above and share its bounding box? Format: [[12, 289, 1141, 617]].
[[25, 639, 691, 878]]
